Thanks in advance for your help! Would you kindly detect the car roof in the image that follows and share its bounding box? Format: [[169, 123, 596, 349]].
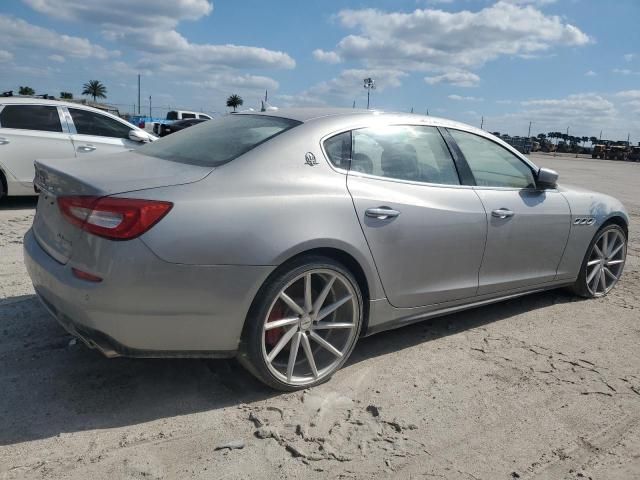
[[240, 107, 474, 131], [0, 97, 117, 115], [241, 107, 539, 171]]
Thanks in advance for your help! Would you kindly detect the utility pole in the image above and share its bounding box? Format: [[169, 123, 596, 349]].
[[137, 74, 141, 115], [352, 100, 356, 109], [148, 95, 152, 119], [566, 126, 570, 136], [411, 107, 414, 113], [527, 121, 532, 138], [599, 130, 602, 140], [480, 116, 484, 129], [426, 109, 429, 116], [627, 133, 630, 145], [363, 77, 375, 109]]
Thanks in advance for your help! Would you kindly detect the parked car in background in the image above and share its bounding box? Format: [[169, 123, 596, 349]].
[[0, 98, 154, 199], [149, 110, 212, 136], [159, 118, 208, 137], [24, 109, 628, 391]]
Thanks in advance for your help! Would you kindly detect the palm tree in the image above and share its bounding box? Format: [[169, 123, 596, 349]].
[[589, 136, 598, 145], [18, 86, 35, 96], [82, 80, 107, 102], [60, 91, 73, 99], [226, 94, 243, 112]]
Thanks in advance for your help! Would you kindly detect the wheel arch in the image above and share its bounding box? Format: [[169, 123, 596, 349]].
[[0, 166, 6, 198], [245, 244, 378, 340], [601, 215, 628, 237]]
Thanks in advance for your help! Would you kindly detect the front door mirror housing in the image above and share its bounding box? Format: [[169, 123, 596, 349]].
[[128, 129, 150, 143], [537, 167, 559, 189]]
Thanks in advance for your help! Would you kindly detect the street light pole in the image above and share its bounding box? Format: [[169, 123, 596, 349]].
[[528, 121, 532, 138], [137, 74, 141, 115], [363, 77, 375, 109], [149, 95, 152, 119]]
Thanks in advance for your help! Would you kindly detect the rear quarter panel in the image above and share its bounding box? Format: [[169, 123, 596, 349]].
[[134, 122, 387, 300]]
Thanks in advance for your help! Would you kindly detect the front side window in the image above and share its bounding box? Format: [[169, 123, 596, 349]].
[[69, 108, 133, 139], [138, 114, 301, 167], [0, 105, 62, 132], [351, 125, 460, 185], [449, 129, 536, 189]]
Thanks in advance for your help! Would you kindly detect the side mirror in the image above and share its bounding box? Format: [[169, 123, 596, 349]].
[[128, 129, 150, 143], [537, 167, 559, 189]]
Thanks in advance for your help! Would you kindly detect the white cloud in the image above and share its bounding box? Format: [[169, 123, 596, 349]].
[[486, 93, 633, 139], [313, 49, 342, 64], [615, 90, 640, 100], [0, 49, 13, 62], [585, 70, 596, 76], [624, 53, 635, 62], [23, 0, 295, 71], [23, 0, 213, 28], [180, 73, 279, 92], [613, 68, 640, 76], [425, 71, 480, 87], [448, 94, 483, 101], [321, 2, 590, 73], [48, 54, 65, 63], [0, 15, 115, 59], [279, 68, 407, 107]]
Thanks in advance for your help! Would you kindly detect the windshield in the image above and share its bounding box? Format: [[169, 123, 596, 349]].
[[138, 114, 301, 167]]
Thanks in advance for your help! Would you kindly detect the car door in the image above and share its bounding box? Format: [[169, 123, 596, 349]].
[[447, 128, 571, 295], [334, 125, 487, 308], [0, 104, 76, 188], [66, 107, 140, 156]]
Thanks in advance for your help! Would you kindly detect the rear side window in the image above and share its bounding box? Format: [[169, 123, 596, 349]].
[[138, 114, 301, 167], [352, 125, 460, 185], [69, 108, 133, 139], [182, 113, 196, 119], [323, 131, 352, 169], [0, 105, 62, 132], [198, 114, 210, 119]]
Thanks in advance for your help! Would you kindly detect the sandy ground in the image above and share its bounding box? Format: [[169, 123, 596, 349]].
[[0, 153, 639, 480]]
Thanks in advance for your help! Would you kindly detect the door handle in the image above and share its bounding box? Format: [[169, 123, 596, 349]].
[[77, 144, 96, 152], [491, 208, 514, 219], [365, 207, 401, 220], [0, 137, 9, 145]]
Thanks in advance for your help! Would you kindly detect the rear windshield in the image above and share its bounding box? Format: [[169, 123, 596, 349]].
[[139, 114, 301, 167]]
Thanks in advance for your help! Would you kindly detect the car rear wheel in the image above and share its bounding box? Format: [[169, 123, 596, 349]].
[[572, 224, 627, 298], [239, 256, 363, 391]]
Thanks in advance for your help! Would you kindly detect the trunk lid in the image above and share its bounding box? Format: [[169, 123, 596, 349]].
[[32, 151, 212, 264]]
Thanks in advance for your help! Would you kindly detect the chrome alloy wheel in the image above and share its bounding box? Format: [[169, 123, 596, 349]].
[[261, 269, 359, 386], [585, 228, 626, 296]]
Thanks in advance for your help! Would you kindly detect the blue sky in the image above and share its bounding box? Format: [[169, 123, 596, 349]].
[[1, 0, 639, 141]]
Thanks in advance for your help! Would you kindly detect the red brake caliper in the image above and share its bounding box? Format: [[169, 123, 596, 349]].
[[265, 302, 286, 348]]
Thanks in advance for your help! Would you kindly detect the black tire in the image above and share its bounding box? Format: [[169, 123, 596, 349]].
[[571, 223, 627, 298], [238, 255, 363, 391], [0, 171, 5, 201]]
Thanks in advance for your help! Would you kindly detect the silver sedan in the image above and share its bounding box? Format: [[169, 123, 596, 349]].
[[24, 109, 628, 390]]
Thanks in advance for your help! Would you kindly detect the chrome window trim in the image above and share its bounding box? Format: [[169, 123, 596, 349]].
[[319, 122, 464, 188]]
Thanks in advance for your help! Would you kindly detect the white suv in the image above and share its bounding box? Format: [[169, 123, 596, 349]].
[[0, 98, 155, 198]]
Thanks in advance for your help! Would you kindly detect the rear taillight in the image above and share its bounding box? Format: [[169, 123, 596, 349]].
[[58, 196, 173, 240]]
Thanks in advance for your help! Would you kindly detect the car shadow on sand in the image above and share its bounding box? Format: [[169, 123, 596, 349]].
[[0, 289, 582, 445]]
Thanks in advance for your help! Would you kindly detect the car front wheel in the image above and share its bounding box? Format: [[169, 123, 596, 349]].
[[239, 256, 363, 391], [573, 223, 627, 298]]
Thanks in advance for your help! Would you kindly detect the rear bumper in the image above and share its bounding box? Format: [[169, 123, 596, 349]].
[[23, 228, 274, 356]]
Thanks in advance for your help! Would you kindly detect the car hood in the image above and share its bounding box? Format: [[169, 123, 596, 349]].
[[34, 150, 213, 197]]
